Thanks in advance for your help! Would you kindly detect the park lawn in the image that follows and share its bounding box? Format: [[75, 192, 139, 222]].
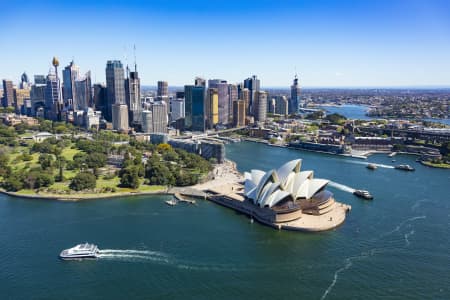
[[15, 189, 37, 195], [49, 181, 71, 191], [13, 152, 40, 170], [61, 147, 80, 160], [97, 176, 121, 188]]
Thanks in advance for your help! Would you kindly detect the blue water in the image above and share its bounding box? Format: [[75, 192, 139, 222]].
[[319, 104, 372, 120], [321, 104, 450, 125], [1, 141, 449, 299]]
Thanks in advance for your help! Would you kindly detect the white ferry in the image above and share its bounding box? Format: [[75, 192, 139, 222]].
[[59, 243, 99, 260]]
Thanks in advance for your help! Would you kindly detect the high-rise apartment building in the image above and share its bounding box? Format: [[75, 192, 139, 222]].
[[233, 100, 246, 127], [106, 60, 126, 122], [112, 104, 129, 131], [228, 84, 238, 124], [2, 80, 14, 107], [240, 88, 250, 114], [151, 101, 168, 133], [141, 102, 168, 133], [274, 95, 289, 116], [254, 91, 267, 123], [290, 74, 301, 114]]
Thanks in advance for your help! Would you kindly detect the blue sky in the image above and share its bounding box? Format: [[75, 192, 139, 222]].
[[1, 0, 449, 87]]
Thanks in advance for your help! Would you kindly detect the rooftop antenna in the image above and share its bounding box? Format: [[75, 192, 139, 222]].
[[124, 45, 129, 78], [294, 66, 298, 79], [133, 44, 137, 72]]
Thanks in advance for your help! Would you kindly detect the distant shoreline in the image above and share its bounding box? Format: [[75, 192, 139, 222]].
[[0, 187, 170, 201]]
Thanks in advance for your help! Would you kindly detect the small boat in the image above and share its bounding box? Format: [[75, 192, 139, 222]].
[[353, 190, 374, 200], [395, 164, 415, 171], [366, 163, 377, 170], [59, 243, 99, 260], [165, 199, 178, 206]]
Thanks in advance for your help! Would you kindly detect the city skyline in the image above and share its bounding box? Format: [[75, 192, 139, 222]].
[[1, 0, 450, 87]]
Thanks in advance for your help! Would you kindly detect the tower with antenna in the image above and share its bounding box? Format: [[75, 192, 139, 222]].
[[124, 44, 142, 127], [290, 70, 302, 114]]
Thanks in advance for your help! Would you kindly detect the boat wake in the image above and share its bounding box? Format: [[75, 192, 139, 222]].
[[97, 249, 170, 263], [404, 230, 415, 247], [379, 215, 426, 239], [346, 160, 395, 169], [320, 253, 371, 300], [321, 215, 426, 299], [328, 181, 356, 193]]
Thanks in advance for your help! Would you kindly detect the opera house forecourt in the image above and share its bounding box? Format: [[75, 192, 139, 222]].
[[204, 159, 351, 232]]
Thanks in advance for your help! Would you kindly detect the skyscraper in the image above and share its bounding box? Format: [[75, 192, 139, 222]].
[[44, 72, 61, 120], [157, 81, 168, 97], [206, 88, 218, 129], [125, 66, 142, 126], [93, 83, 107, 114], [274, 95, 289, 116], [254, 91, 267, 123], [290, 74, 301, 114], [105, 60, 126, 121], [195, 77, 206, 87], [233, 100, 246, 127], [73, 71, 92, 111], [62, 60, 80, 108], [20, 72, 30, 89], [243, 75, 260, 115], [112, 103, 129, 131], [2, 80, 14, 107], [228, 84, 238, 124], [240, 88, 250, 114], [185, 85, 206, 131], [208, 79, 228, 125], [151, 101, 168, 133]]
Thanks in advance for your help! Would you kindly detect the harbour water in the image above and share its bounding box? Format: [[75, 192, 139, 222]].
[[320, 104, 450, 125], [1, 141, 449, 299]]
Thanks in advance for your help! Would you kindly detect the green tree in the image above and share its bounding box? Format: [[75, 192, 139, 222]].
[[119, 166, 141, 189], [38, 154, 54, 170], [69, 172, 97, 191], [86, 152, 107, 168]]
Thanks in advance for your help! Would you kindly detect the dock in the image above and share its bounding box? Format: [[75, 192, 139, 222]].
[[173, 192, 196, 204]]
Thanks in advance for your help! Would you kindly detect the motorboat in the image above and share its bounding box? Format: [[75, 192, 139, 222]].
[[165, 199, 178, 206], [366, 163, 377, 170], [353, 190, 374, 200], [395, 164, 415, 171], [59, 243, 99, 260]]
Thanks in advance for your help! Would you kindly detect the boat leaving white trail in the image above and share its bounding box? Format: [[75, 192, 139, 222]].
[[328, 181, 356, 193], [345, 160, 395, 169]]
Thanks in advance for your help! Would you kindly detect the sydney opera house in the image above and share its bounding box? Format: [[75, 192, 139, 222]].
[[206, 159, 351, 231]]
